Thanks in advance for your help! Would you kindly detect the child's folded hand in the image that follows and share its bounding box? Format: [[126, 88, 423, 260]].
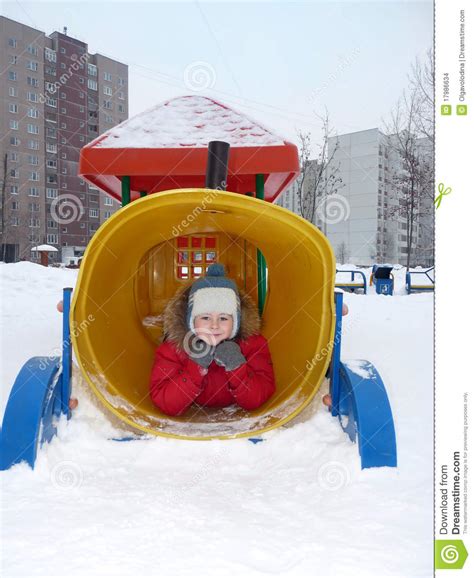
[[186, 337, 215, 368], [214, 340, 246, 371]]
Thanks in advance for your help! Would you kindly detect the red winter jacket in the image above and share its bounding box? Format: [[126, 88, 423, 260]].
[[149, 334, 276, 416]]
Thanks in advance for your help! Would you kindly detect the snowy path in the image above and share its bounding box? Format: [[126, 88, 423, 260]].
[[1, 263, 433, 576]]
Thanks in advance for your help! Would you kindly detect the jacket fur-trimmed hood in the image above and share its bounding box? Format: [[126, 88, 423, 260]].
[[162, 283, 261, 350]]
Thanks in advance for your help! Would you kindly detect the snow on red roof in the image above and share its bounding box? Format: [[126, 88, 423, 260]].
[[92, 95, 287, 149]]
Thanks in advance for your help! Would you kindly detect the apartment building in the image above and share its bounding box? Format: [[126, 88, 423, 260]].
[[0, 16, 128, 263], [325, 128, 433, 266]]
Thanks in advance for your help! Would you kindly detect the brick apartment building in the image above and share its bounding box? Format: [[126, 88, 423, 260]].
[[0, 16, 128, 263]]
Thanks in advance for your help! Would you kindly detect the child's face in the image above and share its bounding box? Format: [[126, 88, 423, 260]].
[[194, 312, 233, 346]]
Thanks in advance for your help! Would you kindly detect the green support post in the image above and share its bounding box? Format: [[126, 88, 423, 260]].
[[121, 176, 131, 207], [255, 174, 267, 314]]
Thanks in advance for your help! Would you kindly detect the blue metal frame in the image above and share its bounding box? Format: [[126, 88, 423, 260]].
[[335, 269, 367, 294], [406, 266, 434, 294], [0, 287, 74, 470], [328, 292, 397, 468]]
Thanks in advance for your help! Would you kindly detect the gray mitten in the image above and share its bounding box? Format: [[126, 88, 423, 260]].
[[187, 338, 216, 368], [214, 340, 246, 371]]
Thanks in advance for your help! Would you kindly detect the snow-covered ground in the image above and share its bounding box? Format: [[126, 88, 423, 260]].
[[0, 262, 433, 577]]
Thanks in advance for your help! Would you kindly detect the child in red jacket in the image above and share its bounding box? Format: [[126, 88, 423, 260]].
[[149, 263, 276, 416]]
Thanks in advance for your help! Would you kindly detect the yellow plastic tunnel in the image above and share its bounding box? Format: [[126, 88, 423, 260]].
[[70, 188, 336, 440]]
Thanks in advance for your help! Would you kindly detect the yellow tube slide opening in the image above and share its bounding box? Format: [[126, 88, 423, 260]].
[[70, 189, 336, 440]]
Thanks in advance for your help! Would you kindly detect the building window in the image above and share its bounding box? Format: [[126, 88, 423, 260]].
[[46, 97, 57, 108], [26, 60, 39, 71], [10, 169, 19, 179], [11, 217, 19, 227], [47, 174, 57, 184], [118, 91, 125, 100], [9, 103, 18, 113], [79, 77, 84, 84], [28, 155, 39, 165], [88, 63, 97, 76], [28, 140, 39, 149], [27, 76, 39, 87], [10, 120, 19, 130], [10, 152, 19, 162], [11, 201, 19, 210], [118, 77, 125, 86], [45, 66, 56, 76], [60, 47, 66, 54], [61, 108, 66, 114], [27, 124, 39, 134], [103, 85, 113, 96], [9, 54, 17, 64], [8, 71, 17, 81], [29, 202, 40, 211], [118, 104, 125, 113], [61, 122, 66, 129], [60, 92, 66, 99], [29, 172, 40, 181], [9, 38, 17, 48], [27, 45, 39, 56], [27, 92, 38, 102], [28, 187, 39, 197], [88, 79, 98, 91], [104, 197, 113, 206], [89, 208, 99, 218], [28, 108, 39, 118], [60, 62, 66, 69], [47, 234, 58, 244], [45, 48, 57, 62], [103, 100, 113, 110], [47, 188, 58, 199], [9, 86, 18, 97], [79, 135, 84, 142], [45, 81, 55, 93], [47, 159, 57, 169], [10, 136, 20, 146], [46, 143, 57, 153], [104, 71, 112, 82]]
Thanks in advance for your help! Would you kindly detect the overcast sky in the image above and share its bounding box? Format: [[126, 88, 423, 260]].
[[2, 1, 433, 148]]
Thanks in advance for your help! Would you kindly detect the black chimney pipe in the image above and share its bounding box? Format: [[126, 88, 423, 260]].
[[205, 141, 230, 190]]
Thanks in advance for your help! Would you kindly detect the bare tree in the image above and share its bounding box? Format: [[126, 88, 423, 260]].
[[383, 93, 433, 270], [336, 241, 348, 264], [295, 111, 343, 227], [408, 48, 434, 144]]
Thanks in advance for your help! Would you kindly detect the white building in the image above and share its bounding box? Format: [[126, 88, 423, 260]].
[[324, 128, 433, 266]]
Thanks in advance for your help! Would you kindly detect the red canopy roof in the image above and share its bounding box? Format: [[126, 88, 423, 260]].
[[79, 96, 300, 203]]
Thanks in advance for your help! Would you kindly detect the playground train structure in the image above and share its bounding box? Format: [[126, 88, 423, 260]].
[[0, 96, 397, 471]]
